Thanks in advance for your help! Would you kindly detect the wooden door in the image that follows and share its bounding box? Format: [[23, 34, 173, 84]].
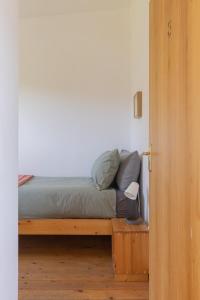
[[187, 1, 200, 299], [149, 0, 200, 299]]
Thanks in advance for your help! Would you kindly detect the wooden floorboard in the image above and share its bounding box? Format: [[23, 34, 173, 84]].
[[19, 236, 149, 300]]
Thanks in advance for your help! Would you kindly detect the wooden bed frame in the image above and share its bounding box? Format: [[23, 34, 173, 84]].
[[19, 219, 112, 236], [19, 218, 149, 282]]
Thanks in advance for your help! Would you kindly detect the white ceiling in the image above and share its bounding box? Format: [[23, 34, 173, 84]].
[[20, 0, 131, 18]]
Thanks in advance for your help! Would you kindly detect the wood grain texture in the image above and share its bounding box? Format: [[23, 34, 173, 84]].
[[19, 236, 149, 300], [112, 219, 149, 282], [112, 219, 149, 233], [187, 1, 200, 299], [149, 0, 191, 299], [19, 219, 112, 235]]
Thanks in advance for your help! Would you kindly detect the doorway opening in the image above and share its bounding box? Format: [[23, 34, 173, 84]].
[[18, 1, 149, 299]]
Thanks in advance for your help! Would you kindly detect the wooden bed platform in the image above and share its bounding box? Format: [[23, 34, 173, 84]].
[[19, 219, 112, 236], [19, 218, 149, 282]]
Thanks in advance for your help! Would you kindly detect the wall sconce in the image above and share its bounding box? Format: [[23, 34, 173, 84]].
[[134, 91, 142, 118]]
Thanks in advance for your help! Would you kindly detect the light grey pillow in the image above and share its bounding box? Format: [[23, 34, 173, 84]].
[[92, 149, 120, 191], [116, 150, 141, 191]]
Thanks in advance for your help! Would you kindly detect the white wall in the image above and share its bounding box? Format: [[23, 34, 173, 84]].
[[130, 0, 149, 221], [19, 5, 131, 176], [0, 0, 18, 299]]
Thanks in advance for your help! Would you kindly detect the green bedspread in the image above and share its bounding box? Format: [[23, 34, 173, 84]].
[[19, 177, 116, 219]]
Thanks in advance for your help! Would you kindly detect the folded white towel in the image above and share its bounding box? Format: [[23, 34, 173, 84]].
[[124, 182, 139, 200]]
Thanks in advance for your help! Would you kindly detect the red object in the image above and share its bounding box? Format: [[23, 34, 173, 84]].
[[18, 175, 33, 187]]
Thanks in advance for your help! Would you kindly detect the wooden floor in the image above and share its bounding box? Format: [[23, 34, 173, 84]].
[[19, 236, 149, 300]]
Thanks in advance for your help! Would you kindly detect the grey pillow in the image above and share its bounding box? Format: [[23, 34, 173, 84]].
[[92, 149, 120, 191], [116, 150, 141, 191]]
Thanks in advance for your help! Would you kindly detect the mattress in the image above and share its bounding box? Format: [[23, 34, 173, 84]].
[[19, 177, 116, 219], [19, 177, 139, 220]]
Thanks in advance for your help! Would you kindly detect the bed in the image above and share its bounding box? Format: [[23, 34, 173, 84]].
[[18, 151, 149, 281], [18, 176, 148, 282], [19, 176, 139, 234], [18, 149, 141, 234], [18, 176, 148, 281]]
